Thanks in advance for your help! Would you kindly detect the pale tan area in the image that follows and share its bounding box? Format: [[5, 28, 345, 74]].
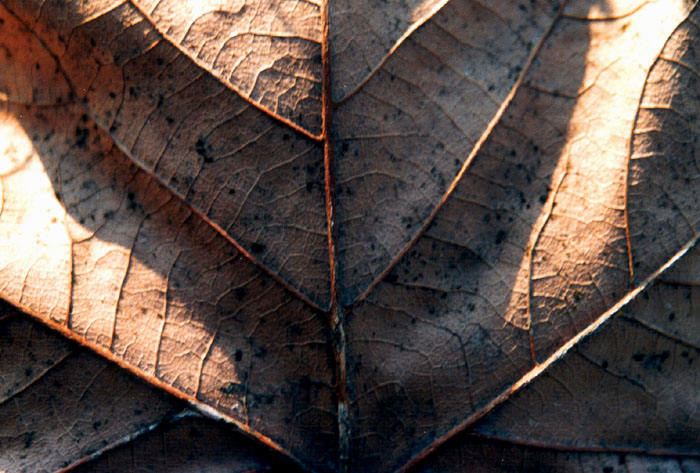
[[135, 0, 323, 134], [0, 0, 330, 307], [0, 101, 336, 470]]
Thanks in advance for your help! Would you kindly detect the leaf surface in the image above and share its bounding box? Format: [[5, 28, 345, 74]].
[[410, 243, 700, 472], [342, 2, 698, 470], [70, 414, 304, 473], [0, 0, 698, 472], [0, 309, 181, 473], [332, 0, 562, 302], [0, 99, 336, 471], [0, 0, 330, 307]]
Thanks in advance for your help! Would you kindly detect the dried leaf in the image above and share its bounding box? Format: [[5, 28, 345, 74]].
[[0, 0, 697, 472], [70, 414, 303, 473], [0, 310, 181, 473]]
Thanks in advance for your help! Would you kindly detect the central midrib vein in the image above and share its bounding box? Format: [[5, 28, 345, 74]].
[[320, 1, 350, 471]]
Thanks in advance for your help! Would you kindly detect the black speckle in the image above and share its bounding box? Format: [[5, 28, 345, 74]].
[[234, 287, 247, 300], [220, 382, 244, 395], [234, 349, 243, 362], [126, 191, 140, 212], [632, 353, 645, 362], [195, 137, 213, 162], [251, 242, 265, 254], [573, 290, 582, 302], [643, 351, 670, 371], [23, 431, 35, 449], [495, 230, 507, 245], [75, 127, 89, 148]]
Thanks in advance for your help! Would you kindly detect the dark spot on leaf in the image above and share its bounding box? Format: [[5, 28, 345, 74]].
[[251, 242, 266, 254], [495, 230, 507, 244], [75, 127, 89, 148], [23, 431, 35, 449], [195, 137, 213, 162], [220, 382, 244, 395], [643, 351, 670, 371], [234, 287, 247, 300], [385, 273, 398, 284]]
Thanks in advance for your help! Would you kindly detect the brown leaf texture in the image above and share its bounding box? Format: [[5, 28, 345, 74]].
[[0, 0, 698, 472], [0, 307, 182, 473], [69, 414, 305, 473], [410, 244, 700, 472]]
